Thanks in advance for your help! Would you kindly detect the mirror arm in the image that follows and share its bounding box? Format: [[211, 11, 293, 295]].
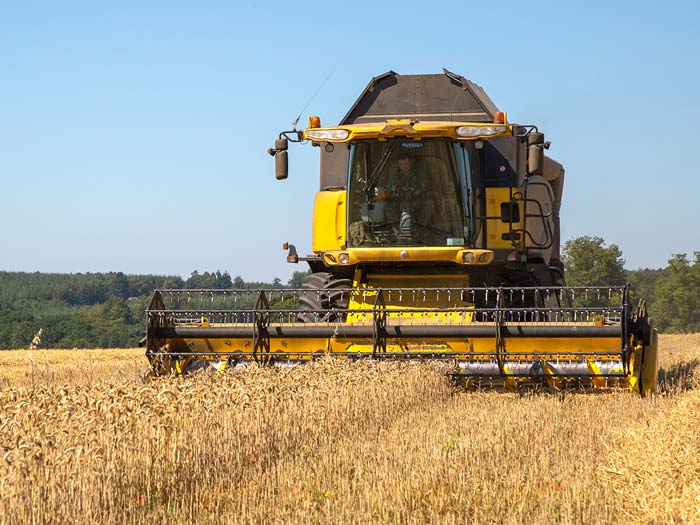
[[279, 130, 304, 143]]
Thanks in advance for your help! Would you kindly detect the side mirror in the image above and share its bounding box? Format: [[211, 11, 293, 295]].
[[269, 138, 289, 180], [274, 138, 288, 152], [275, 150, 288, 180]]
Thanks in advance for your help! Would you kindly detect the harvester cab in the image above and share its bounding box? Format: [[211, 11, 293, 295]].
[[145, 69, 658, 394], [272, 70, 564, 290]]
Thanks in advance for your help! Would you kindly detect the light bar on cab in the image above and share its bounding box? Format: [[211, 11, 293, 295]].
[[304, 128, 350, 141], [455, 125, 508, 138]]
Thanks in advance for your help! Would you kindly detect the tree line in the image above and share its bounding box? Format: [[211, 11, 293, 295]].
[[0, 270, 309, 349], [561, 236, 699, 333]]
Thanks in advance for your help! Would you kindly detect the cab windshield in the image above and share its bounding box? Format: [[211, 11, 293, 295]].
[[347, 138, 472, 247]]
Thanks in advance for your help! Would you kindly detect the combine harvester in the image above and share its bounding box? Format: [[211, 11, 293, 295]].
[[144, 69, 658, 393]]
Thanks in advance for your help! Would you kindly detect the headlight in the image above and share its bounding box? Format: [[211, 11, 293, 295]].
[[455, 125, 507, 138], [305, 129, 350, 141], [462, 251, 475, 263], [338, 253, 350, 264]]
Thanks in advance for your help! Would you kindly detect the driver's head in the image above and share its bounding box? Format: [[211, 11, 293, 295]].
[[398, 154, 412, 174]]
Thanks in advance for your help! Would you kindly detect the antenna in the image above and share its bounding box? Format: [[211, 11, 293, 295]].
[[444, 67, 466, 122], [291, 67, 335, 130]]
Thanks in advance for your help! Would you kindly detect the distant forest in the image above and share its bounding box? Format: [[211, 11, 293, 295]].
[[0, 270, 310, 349], [0, 237, 698, 349]]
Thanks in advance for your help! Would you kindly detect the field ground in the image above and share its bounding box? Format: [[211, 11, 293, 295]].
[[1, 335, 699, 524], [0, 348, 145, 389]]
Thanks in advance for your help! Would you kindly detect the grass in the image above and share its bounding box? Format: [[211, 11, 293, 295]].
[[0, 334, 698, 524]]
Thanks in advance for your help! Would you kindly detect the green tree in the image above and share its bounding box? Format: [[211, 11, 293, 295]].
[[162, 276, 185, 289], [0, 271, 185, 349], [287, 270, 311, 288], [185, 270, 233, 289], [562, 236, 626, 286], [214, 271, 232, 288], [99, 296, 133, 325], [652, 253, 700, 333], [625, 267, 666, 309], [106, 272, 129, 299]]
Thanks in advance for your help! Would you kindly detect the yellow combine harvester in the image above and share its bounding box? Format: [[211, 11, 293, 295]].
[[144, 69, 658, 394]]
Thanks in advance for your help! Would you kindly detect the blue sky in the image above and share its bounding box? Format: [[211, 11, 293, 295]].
[[1, 1, 699, 281]]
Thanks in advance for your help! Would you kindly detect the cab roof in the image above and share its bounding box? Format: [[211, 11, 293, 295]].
[[340, 69, 500, 125]]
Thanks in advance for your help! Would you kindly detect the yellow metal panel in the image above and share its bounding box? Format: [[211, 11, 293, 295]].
[[312, 190, 346, 252], [152, 318, 636, 391], [162, 333, 623, 360], [639, 330, 658, 395], [345, 274, 472, 322], [302, 120, 513, 143], [485, 187, 522, 250], [322, 247, 494, 266], [586, 360, 608, 388], [364, 273, 470, 282]]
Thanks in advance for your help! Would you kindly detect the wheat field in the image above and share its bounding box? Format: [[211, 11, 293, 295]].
[[0, 335, 698, 524]]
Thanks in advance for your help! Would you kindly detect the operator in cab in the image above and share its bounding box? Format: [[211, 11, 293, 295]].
[[386, 153, 426, 241]]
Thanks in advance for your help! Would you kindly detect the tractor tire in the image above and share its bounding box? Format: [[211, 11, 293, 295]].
[[296, 272, 352, 323]]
